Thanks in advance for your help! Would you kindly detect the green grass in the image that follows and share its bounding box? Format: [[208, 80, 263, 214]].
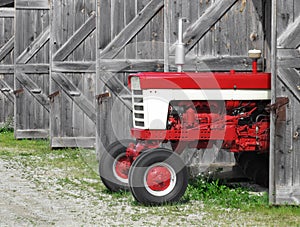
[[1, 130, 300, 226], [183, 176, 268, 209]]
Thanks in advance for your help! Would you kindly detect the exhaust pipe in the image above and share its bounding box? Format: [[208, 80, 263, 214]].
[[175, 18, 188, 72]]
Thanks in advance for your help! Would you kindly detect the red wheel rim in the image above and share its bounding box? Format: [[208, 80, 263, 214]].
[[144, 163, 176, 196], [146, 166, 171, 191], [113, 154, 131, 183]]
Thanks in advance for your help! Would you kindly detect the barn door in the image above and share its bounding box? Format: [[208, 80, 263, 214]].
[[96, 0, 165, 156], [50, 0, 96, 148], [14, 0, 50, 139], [271, 0, 300, 205], [0, 6, 14, 126]]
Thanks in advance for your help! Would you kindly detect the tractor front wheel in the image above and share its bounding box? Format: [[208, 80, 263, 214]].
[[128, 148, 188, 205], [99, 139, 135, 192]]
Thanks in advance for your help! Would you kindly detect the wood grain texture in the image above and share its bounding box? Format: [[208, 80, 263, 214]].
[[100, 0, 164, 59], [15, 0, 49, 9], [51, 73, 96, 124], [53, 13, 96, 61], [169, 0, 239, 54], [278, 14, 300, 48], [273, 0, 300, 205], [14, 6, 50, 138], [0, 8, 14, 17]]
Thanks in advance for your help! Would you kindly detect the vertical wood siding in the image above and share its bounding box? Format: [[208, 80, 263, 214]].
[[14, 0, 50, 139], [0, 7, 14, 126], [50, 0, 96, 148], [272, 0, 300, 205]]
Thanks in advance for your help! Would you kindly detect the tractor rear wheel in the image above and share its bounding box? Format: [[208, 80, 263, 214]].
[[128, 148, 188, 205], [99, 139, 135, 192], [234, 152, 269, 187]]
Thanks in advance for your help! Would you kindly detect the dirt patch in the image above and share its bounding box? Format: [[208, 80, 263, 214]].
[[0, 157, 297, 226]]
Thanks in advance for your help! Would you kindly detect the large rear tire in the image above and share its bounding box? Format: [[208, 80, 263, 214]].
[[234, 152, 269, 187], [99, 139, 135, 192], [128, 148, 188, 205]]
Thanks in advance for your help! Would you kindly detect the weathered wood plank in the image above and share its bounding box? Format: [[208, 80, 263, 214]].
[[100, 0, 164, 59], [15, 64, 49, 74], [0, 36, 14, 62], [277, 49, 300, 58], [15, 0, 49, 9], [51, 137, 95, 148], [98, 71, 132, 110], [277, 14, 300, 48], [52, 61, 95, 73], [0, 8, 14, 17], [53, 13, 96, 61], [276, 186, 300, 205], [0, 65, 14, 73], [99, 56, 257, 72], [0, 79, 14, 103], [0, 0, 13, 7], [15, 129, 49, 139], [15, 72, 50, 111], [169, 0, 239, 54], [51, 73, 96, 123], [277, 68, 300, 102], [277, 57, 300, 68], [16, 26, 50, 64]]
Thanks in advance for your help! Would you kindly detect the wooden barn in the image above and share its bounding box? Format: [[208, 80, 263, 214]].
[[0, 0, 299, 205]]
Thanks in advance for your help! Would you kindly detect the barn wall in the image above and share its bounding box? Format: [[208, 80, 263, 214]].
[[270, 0, 300, 205], [14, 0, 50, 139], [0, 7, 14, 127], [50, 0, 96, 148], [96, 0, 270, 166]]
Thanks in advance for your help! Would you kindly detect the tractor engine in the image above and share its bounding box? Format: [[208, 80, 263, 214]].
[[166, 100, 270, 153]]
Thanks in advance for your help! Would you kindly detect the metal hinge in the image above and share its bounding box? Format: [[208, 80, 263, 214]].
[[96, 91, 111, 105], [268, 97, 289, 121]]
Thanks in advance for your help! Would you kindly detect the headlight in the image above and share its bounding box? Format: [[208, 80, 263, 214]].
[[131, 76, 141, 90]]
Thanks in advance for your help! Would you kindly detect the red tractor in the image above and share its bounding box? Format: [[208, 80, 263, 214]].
[[99, 49, 271, 205]]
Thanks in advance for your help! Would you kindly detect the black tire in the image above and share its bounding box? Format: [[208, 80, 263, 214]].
[[234, 152, 269, 187], [128, 148, 188, 205], [99, 139, 135, 192]]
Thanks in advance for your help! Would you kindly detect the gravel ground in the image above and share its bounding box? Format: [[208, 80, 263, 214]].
[[0, 156, 297, 227]]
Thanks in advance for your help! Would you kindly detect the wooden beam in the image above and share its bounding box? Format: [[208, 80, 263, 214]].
[[51, 73, 96, 123], [15, 0, 49, 9], [52, 61, 96, 73], [278, 15, 300, 49], [15, 64, 49, 74], [100, 0, 164, 59], [53, 13, 96, 61], [0, 65, 14, 73], [0, 8, 14, 17], [15, 72, 50, 112], [51, 137, 95, 148], [0, 79, 14, 103], [99, 56, 257, 72], [0, 36, 14, 62], [15, 129, 49, 139], [0, 0, 13, 7], [169, 0, 239, 54], [277, 68, 300, 102], [16, 26, 50, 64], [98, 71, 132, 111]]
